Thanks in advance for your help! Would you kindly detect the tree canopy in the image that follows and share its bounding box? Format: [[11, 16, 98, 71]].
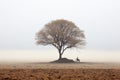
[[36, 19, 85, 60]]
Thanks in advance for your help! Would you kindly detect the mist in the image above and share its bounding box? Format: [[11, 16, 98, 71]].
[[0, 0, 120, 62]]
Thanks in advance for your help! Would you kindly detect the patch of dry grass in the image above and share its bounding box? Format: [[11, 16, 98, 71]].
[[0, 63, 120, 80]]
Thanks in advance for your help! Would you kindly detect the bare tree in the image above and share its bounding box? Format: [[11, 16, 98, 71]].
[[36, 19, 85, 60]]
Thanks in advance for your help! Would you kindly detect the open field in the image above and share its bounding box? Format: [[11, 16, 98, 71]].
[[0, 62, 120, 69], [0, 62, 120, 80]]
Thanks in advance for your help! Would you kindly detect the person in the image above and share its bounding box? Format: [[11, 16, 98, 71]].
[[76, 57, 80, 62]]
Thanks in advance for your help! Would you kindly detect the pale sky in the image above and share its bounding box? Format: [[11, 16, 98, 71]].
[[0, 0, 120, 62]]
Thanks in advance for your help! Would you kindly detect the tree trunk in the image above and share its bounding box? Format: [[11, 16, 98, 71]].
[[59, 52, 62, 60]]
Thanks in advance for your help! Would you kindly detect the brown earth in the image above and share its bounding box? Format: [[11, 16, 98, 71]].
[[0, 69, 120, 80], [0, 63, 120, 80]]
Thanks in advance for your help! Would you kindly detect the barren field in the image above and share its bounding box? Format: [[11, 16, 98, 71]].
[[0, 62, 120, 80]]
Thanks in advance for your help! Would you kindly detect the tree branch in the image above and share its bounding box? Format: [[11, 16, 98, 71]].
[[61, 46, 71, 55]]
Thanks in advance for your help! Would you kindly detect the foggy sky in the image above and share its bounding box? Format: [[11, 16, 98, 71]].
[[0, 0, 120, 50]]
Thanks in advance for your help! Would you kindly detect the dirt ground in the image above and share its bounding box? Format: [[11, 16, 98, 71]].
[[0, 69, 120, 80], [0, 63, 120, 80]]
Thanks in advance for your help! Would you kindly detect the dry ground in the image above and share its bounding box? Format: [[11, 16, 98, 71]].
[[0, 62, 120, 80]]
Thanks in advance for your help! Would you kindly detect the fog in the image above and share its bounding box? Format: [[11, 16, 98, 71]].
[[0, 50, 120, 63], [0, 0, 120, 62]]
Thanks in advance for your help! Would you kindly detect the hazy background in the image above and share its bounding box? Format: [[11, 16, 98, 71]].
[[0, 0, 120, 63]]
